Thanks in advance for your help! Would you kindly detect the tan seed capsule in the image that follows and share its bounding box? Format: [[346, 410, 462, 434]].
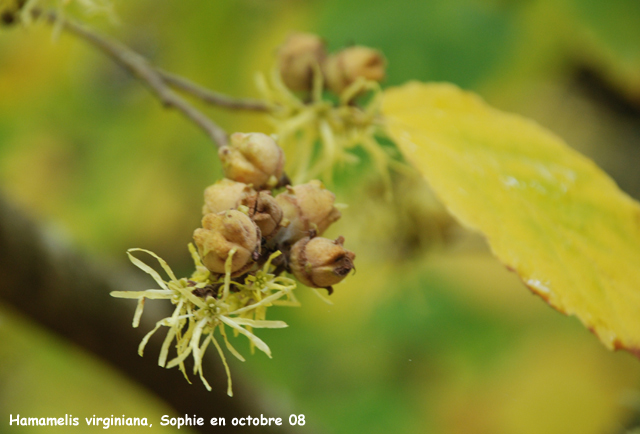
[[201, 180, 284, 239], [202, 179, 254, 215], [245, 190, 284, 239], [324, 46, 386, 95], [275, 180, 341, 244], [193, 210, 260, 276], [277, 32, 327, 92], [218, 132, 285, 189], [289, 236, 355, 291]]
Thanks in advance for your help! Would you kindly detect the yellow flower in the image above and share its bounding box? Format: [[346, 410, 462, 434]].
[[111, 244, 297, 396]]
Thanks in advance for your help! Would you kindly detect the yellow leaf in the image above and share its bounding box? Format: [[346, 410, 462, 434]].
[[382, 81, 640, 356]]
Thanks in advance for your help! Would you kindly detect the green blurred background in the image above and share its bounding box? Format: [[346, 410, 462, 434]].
[[1, 0, 640, 433]]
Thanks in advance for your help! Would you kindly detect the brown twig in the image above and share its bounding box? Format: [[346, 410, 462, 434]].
[[32, 8, 271, 148], [157, 69, 269, 112]]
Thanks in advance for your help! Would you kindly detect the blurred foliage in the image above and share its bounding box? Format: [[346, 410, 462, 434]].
[[1, 0, 640, 433]]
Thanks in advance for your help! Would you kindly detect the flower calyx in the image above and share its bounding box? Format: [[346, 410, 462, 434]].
[[219, 132, 285, 190], [193, 209, 261, 276], [244, 190, 285, 240], [202, 179, 254, 215], [289, 235, 355, 294], [274, 32, 387, 98], [277, 32, 327, 93], [275, 180, 341, 245], [324, 46, 386, 95], [202, 179, 285, 240]]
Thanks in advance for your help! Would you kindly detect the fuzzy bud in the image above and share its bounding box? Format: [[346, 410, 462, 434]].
[[277, 32, 327, 92], [202, 179, 254, 215], [289, 236, 355, 291], [275, 180, 341, 244], [324, 46, 386, 95], [219, 132, 285, 189], [193, 210, 260, 276]]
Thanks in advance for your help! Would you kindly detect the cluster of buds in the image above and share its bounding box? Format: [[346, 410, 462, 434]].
[[277, 32, 386, 96], [112, 34, 364, 395], [113, 131, 356, 395], [193, 132, 355, 294]]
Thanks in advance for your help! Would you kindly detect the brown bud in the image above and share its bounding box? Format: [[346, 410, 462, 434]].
[[275, 180, 341, 244], [324, 46, 386, 95], [278, 33, 326, 92], [289, 236, 355, 290], [219, 132, 285, 189], [202, 179, 254, 215], [193, 210, 260, 276], [244, 190, 284, 239]]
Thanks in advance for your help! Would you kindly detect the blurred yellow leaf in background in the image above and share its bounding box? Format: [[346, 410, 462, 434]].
[[383, 81, 640, 355]]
